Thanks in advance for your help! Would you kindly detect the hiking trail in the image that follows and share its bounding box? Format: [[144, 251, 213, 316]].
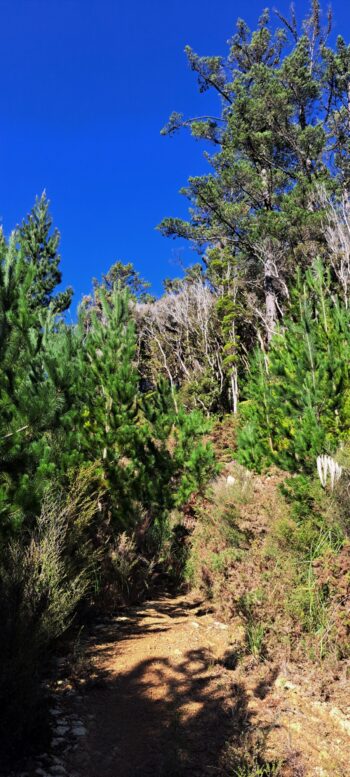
[[14, 592, 350, 777]]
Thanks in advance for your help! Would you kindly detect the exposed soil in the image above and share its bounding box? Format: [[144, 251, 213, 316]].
[[48, 594, 235, 777], [11, 592, 350, 777]]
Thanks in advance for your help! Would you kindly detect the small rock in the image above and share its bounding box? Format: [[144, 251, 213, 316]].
[[72, 724, 87, 736], [274, 676, 296, 690], [51, 737, 65, 747], [330, 707, 350, 734], [54, 725, 69, 735]]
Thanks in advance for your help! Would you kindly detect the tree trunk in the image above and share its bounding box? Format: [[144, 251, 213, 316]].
[[264, 259, 278, 343], [231, 367, 238, 414]]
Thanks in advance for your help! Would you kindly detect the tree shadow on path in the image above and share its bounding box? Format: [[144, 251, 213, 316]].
[[66, 595, 254, 777]]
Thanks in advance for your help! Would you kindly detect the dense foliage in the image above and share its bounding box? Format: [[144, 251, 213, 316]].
[[238, 262, 350, 471], [0, 201, 216, 760], [2, 1, 350, 765], [157, 0, 350, 412]]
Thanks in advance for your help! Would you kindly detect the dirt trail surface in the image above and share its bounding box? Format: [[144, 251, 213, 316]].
[[46, 594, 235, 777], [12, 592, 350, 777]]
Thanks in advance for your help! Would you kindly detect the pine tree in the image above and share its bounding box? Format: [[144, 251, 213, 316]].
[[238, 262, 350, 472], [19, 193, 72, 313], [82, 260, 154, 321], [0, 233, 62, 534], [45, 285, 216, 532], [158, 2, 347, 405]]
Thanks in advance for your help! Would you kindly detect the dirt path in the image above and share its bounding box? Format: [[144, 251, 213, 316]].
[[15, 592, 350, 777], [46, 594, 236, 777]]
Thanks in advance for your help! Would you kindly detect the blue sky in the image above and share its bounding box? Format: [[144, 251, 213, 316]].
[[0, 0, 348, 307]]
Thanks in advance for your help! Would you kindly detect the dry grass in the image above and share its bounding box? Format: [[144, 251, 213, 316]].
[[0, 466, 101, 761]]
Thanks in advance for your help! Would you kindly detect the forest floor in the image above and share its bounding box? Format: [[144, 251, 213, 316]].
[[12, 590, 350, 777]]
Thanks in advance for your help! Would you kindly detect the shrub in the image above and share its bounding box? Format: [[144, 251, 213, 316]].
[[0, 470, 99, 760], [106, 531, 155, 603], [184, 474, 249, 598], [245, 620, 266, 659], [270, 471, 347, 658], [233, 761, 281, 777]]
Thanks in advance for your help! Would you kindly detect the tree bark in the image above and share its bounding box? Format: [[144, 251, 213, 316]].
[[264, 258, 278, 343]]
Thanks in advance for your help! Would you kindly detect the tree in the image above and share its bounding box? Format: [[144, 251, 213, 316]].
[[19, 192, 72, 313], [238, 262, 350, 472], [0, 232, 62, 534], [42, 285, 217, 532], [136, 278, 225, 413], [323, 33, 350, 194], [158, 2, 348, 405], [82, 261, 154, 321], [101, 261, 153, 300]]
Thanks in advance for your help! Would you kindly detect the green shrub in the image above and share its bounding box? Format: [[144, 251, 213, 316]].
[[233, 760, 281, 777], [245, 621, 266, 659], [269, 472, 346, 657]]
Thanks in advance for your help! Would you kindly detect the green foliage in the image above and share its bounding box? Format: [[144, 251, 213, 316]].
[[288, 555, 330, 638], [83, 261, 155, 318], [233, 760, 281, 777], [245, 620, 266, 659], [53, 289, 217, 528], [238, 589, 267, 658], [238, 263, 350, 472], [0, 230, 216, 540], [270, 470, 346, 658], [158, 2, 350, 408], [0, 235, 64, 532], [172, 409, 218, 505], [19, 192, 72, 313], [0, 200, 217, 760], [101, 261, 153, 301]]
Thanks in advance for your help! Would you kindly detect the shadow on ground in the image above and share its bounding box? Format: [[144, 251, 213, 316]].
[[66, 595, 256, 777]]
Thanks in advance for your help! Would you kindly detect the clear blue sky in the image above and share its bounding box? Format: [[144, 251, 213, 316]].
[[0, 0, 348, 307]]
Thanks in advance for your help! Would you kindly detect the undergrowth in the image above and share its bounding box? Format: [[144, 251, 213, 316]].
[[185, 459, 349, 664], [0, 466, 101, 761]]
